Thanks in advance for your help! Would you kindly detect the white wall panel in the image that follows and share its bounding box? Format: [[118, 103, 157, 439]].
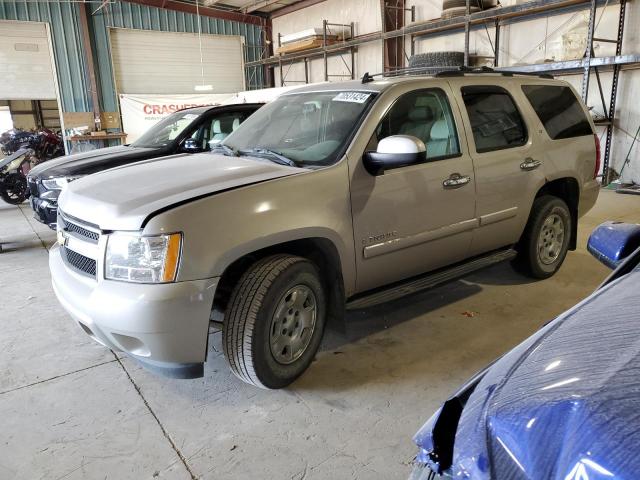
[[110, 28, 245, 95], [272, 0, 382, 39], [0, 20, 57, 99]]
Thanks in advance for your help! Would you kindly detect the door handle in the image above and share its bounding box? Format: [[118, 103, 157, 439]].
[[520, 158, 542, 171], [443, 173, 471, 189]]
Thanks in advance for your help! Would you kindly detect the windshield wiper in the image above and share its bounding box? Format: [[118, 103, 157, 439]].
[[210, 144, 239, 157], [239, 148, 297, 167]]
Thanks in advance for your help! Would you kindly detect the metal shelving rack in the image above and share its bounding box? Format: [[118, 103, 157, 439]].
[[248, 0, 600, 70], [274, 20, 356, 86], [248, 0, 640, 181], [489, 0, 634, 184]]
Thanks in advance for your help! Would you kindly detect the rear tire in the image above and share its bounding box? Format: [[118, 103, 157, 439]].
[[223, 255, 326, 389], [515, 195, 572, 279]]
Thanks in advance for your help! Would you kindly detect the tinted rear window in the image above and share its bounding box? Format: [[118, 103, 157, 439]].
[[461, 86, 527, 153], [522, 85, 593, 140]]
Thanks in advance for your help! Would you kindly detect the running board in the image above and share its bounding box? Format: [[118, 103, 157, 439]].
[[346, 248, 517, 310]]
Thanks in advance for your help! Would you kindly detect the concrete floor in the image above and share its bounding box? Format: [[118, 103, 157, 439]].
[[0, 190, 637, 480]]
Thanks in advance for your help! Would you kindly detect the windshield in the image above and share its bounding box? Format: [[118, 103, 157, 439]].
[[222, 90, 376, 167], [132, 110, 201, 148]]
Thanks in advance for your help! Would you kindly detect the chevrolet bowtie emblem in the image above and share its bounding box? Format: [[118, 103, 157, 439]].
[[57, 229, 68, 247]]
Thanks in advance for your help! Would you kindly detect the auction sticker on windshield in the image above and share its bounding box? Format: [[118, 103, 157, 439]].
[[332, 92, 371, 103]]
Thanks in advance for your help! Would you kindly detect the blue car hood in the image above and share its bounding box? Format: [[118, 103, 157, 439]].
[[415, 267, 640, 479]]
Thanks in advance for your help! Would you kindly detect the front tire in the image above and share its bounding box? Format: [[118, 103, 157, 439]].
[[223, 255, 326, 389], [516, 195, 572, 279], [1, 173, 29, 205]]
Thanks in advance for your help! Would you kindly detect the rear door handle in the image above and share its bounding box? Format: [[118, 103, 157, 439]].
[[443, 173, 471, 189], [520, 158, 542, 171]]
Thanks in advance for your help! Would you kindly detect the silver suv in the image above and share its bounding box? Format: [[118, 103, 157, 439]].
[[50, 71, 600, 388]]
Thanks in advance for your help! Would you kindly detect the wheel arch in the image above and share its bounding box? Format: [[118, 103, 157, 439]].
[[212, 235, 347, 332], [533, 177, 580, 250]]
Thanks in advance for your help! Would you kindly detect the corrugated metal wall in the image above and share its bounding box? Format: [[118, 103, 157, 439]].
[[0, 1, 90, 113], [0, 0, 265, 115]]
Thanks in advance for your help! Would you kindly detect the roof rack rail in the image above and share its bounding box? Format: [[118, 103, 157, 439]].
[[435, 66, 554, 79], [361, 72, 376, 84], [359, 65, 554, 83]]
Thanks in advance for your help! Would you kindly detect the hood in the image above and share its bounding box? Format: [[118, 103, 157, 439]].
[[28, 145, 161, 178], [58, 152, 306, 230], [416, 267, 640, 479]]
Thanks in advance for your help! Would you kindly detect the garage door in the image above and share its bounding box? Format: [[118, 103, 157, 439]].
[[0, 21, 57, 99], [109, 28, 246, 95]]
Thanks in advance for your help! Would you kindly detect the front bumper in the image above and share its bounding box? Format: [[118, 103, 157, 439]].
[[30, 195, 58, 228], [50, 243, 218, 378]]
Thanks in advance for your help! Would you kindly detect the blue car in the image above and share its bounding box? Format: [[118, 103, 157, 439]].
[[411, 221, 640, 480]]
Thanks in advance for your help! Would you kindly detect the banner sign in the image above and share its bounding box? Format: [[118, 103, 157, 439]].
[[119, 93, 233, 142]]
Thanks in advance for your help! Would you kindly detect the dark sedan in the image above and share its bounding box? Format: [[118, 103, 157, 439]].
[[411, 221, 640, 479], [27, 103, 262, 228]]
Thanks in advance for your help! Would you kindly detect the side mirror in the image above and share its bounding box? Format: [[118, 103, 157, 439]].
[[587, 221, 640, 269], [181, 138, 202, 153], [363, 135, 426, 176]]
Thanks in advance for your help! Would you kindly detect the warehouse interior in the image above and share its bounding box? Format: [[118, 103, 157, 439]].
[[1, 0, 640, 478]]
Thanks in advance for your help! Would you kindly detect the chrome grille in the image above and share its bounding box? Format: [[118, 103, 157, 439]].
[[62, 247, 97, 278], [59, 214, 99, 243]]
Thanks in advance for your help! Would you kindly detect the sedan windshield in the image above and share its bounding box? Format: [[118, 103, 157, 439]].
[[222, 90, 376, 167], [132, 110, 201, 148]]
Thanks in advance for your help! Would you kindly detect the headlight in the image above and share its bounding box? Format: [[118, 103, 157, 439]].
[[105, 233, 182, 283], [42, 176, 80, 190]]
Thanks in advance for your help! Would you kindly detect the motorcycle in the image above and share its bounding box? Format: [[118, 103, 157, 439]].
[[0, 129, 35, 155], [0, 148, 33, 205], [0, 128, 65, 204], [32, 128, 65, 163], [0, 128, 64, 162]]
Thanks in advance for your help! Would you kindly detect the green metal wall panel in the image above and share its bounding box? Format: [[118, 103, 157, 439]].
[[0, 0, 90, 112], [0, 1, 265, 116]]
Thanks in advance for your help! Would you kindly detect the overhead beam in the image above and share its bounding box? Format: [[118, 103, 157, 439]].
[[270, 0, 326, 18], [123, 0, 266, 26], [496, 54, 640, 74], [243, 0, 287, 13]]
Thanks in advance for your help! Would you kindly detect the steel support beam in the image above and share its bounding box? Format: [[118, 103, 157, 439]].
[[494, 54, 640, 73], [243, 0, 287, 13], [78, 1, 101, 130], [124, 0, 265, 26], [270, 0, 327, 18], [602, 0, 626, 184], [464, 0, 470, 66], [581, 0, 597, 101], [494, 18, 500, 67]]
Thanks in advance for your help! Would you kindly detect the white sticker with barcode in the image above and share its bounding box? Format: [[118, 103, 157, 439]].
[[332, 92, 371, 103]]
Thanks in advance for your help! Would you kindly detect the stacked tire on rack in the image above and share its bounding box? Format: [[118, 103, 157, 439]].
[[408, 51, 465, 75], [441, 0, 498, 18]]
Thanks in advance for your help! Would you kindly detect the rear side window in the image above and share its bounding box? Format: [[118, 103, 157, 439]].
[[462, 86, 527, 153], [522, 85, 593, 139]]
